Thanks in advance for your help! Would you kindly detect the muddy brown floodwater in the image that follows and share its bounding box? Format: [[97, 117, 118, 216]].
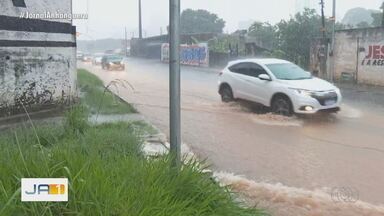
[[80, 59, 384, 215]]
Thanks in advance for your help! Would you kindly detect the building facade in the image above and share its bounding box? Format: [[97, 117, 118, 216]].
[[332, 27, 384, 85], [0, 0, 77, 117]]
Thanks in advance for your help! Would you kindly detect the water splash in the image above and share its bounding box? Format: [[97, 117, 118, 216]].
[[213, 172, 384, 216], [250, 113, 303, 127], [339, 104, 363, 119]]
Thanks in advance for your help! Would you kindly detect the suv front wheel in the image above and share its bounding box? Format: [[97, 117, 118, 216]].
[[271, 96, 293, 116]]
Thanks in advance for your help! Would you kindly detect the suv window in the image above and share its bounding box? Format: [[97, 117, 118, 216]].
[[228, 63, 248, 75], [249, 63, 268, 77], [229, 62, 267, 78]]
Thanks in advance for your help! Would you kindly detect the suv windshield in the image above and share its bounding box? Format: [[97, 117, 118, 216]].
[[266, 63, 312, 80]]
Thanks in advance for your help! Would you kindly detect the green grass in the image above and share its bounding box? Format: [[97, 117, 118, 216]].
[[131, 120, 159, 136], [0, 108, 266, 216], [77, 69, 136, 115]]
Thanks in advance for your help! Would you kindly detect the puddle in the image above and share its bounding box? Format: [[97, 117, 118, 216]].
[[214, 172, 384, 216], [186, 100, 365, 127], [215, 101, 303, 127], [192, 101, 303, 127], [89, 114, 144, 124]]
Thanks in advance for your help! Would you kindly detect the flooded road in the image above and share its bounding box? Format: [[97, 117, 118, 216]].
[[80, 58, 384, 213]]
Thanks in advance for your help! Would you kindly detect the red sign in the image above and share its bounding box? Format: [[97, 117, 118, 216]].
[[362, 45, 384, 66]]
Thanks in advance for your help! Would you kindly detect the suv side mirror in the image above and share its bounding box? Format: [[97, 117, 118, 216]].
[[258, 74, 271, 81]]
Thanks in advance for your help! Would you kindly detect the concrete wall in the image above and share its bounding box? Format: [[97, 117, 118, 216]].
[[0, 0, 76, 117], [332, 27, 384, 85]]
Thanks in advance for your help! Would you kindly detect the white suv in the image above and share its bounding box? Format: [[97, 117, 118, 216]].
[[218, 58, 342, 116]]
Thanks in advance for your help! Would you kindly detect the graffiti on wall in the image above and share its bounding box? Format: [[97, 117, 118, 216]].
[[362, 45, 384, 66], [161, 43, 209, 67]]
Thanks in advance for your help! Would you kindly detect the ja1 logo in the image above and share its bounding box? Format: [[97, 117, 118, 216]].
[[21, 178, 68, 202]]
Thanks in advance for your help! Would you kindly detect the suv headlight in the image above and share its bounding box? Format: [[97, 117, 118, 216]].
[[290, 88, 314, 97]]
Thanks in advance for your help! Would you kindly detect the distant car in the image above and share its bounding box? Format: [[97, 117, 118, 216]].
[[92, 54, 104, 66], [101, 55, 125, 71], [82, 54, 93, 62], [93, 56, 102, 65], [76, 52, 84, 60], [218, 58, 342, 116]]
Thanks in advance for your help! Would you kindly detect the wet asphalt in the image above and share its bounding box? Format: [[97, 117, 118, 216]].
[[80, 58, 384, 205]]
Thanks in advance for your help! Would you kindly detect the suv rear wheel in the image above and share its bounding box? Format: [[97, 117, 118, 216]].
[[271, 96, 293, 116], [220, 85, 234, 102]]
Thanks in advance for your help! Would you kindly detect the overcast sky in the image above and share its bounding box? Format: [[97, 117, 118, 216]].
[[72, 0, 383, 40]]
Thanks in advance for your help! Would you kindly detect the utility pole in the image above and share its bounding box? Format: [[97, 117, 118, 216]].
[[125, 27, 128, 57], [320, 0, 326, 40], [381, 1, 384, 27], [319, 0, 328, 80], [86, 0, 90, 34], [138, 0, 143, 39], [70, 0, 73, 25], [169, 0, 181, 168], [330, 0, 336, 82]]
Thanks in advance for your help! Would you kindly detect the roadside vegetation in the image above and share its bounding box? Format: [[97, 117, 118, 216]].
[[0, 70, 266, 216], [77, 69, 136, 114], [184, 6, 384, 69]]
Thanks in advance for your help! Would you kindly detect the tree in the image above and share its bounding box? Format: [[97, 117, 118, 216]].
[[335, 22, 352, 30], [276, 9, 323, 68], [356, 21, 371, 28], [371, 2, 384, 27], [208, 35, 245, 54], [181, 9, 225, 34], [341, 7, 374, 27], [248, 22, 277, 49], [371, 12, 383, 26]]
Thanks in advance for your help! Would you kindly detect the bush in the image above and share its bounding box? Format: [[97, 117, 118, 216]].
[[64, 105, 89, 135], [77, 69, 136, 115]]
